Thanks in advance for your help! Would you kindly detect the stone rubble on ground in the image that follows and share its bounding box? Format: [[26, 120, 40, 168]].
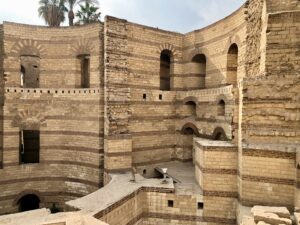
[[241, 206, 293, 225]]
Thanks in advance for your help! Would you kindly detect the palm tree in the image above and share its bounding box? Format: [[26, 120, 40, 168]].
[[66, 0, 99, 26], [38, 0, 67, 27], [75, 2, 101, 25]]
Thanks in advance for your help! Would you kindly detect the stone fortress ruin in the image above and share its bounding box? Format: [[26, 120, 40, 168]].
[[0, 0, 299, 224]]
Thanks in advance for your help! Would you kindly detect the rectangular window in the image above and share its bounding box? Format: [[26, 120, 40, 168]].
[[20, 130, 40, 164], [80, 55, 90, 88], [198, 202, 204, 209], [168, 200, 174, 208]]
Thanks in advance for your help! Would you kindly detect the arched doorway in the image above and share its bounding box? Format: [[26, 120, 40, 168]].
[[184, 101, 197, 117], [18, 194, 40, 212], [191, 54, 206, 89], [160, 50, 172, 91], [178, 123, 200, 161], [226, 44, 238, 86]]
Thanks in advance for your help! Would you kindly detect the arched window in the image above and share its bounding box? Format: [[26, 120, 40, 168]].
[[185, 101, 197, 117], [20, 55, 40, 88], [160, 50, 172, 91], [217, 100, 225, 116], [213, 127, 227, 141], [18, 194, 40, 212], [77, 54, 90, 88], [227, 44, 238, 86], [20, 65, 25, 87], [181, 123, 199, 136], [192, 54, 206, 89]]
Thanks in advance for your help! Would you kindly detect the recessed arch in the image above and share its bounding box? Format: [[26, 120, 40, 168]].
[[212, 127, 228, 141], [217, 99, 226, 116], [18, 194, 40, 212], [226, 43, 239, 86], [160, 49, 173, 91], [13, 190, 44, 211], [184, 101, 197, 117], [191, 54, 206, 89], [181, 123, 200, 137], [183, 96, 198, 106]]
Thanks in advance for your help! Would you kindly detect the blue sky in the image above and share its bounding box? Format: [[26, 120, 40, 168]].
[[0, 0, 245, 33]]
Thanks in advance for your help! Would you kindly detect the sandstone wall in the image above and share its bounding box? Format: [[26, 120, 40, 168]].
[[183, 6, 246, 89], [266, 0, 300, 12], [0, 22, 104, 215], [240, 0, 300, 210], [3, 22, 103, 88], [194, 138, 238, 224], [103, 4, 247, 174], [0, 24, 4, 169], [94, 187, 230, 225]]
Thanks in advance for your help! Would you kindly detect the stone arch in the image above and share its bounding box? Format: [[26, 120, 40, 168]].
[[182, 96, 198, 106], [12, 109, 47, 129], [188, 47, 209, 62], [13, 190, 44, 206], [191, 53, 207, 89], [71, 39, 94, 56], [181, 123, 200, 137], [157, 43, 179, 61], [224, 36, 241, 54], [11, 39, 46, 57], [226, 43, 239, 86], [212, 127, 228, 141], [215, 94, 229, 105]]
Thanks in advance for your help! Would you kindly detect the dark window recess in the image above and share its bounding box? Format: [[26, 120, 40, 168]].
[[143, 94, 147, 99], [160, 50, 172, 91], [143, 169, 147, 175], [168, 200, 174, 207], [80, 55, 90, 88], [218, 100, 226, 116], [19, 194, 40, 212], [20, 130, 40, 164], [159, 94, 162, 100], [198, 202, 204, 209], [20, 56, 40, 88], [50, 203, 60, 214]]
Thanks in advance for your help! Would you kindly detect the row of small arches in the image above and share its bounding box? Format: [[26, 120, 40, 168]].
[[160, 43, 239, 91]]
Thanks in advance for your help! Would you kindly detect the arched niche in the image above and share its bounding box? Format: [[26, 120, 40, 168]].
[[226, 44, 238, 86], [160, 49, 173, 91]]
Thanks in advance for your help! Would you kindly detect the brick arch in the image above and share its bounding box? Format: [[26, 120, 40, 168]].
[[11, 39, 46, 57], [187, 47, 209, 62], [157, 43, 179, 61], [215, 94, 229, 105], [11, 109, 47, 129], [212, 127, 229, 141], [224, 36, 241, 54], [71, 39, 94, 56], [181, 123, 200, 137], [182, 96, 198, 106], [13, 190, 44, 206]]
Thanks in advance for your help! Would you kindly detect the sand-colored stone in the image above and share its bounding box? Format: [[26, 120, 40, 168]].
[[253, 211, 292, 225], [0, 0, 299, 224]]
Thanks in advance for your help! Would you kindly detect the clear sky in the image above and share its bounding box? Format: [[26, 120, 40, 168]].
[[0, 0, 245, 33]]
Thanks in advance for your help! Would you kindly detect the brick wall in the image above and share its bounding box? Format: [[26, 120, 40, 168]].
[[0, 22, 104, 215], [240, 0, 300, 210], [194, 138, 238, 223]]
